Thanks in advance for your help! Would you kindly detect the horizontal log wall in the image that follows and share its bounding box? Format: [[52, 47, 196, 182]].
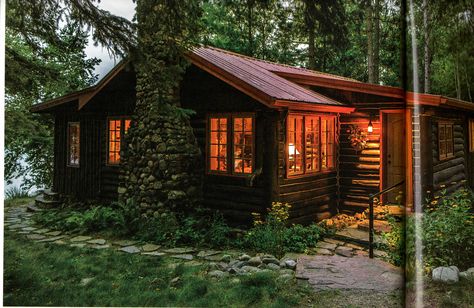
[[431, 119, 467, 195], [339, 112, 381, 213]]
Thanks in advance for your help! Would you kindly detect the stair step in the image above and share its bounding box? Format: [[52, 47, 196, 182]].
[[357, 220, 392, 233], [27, 202, 44, 212], [43, 189, 60, 201], [35, 195, 61, 208]]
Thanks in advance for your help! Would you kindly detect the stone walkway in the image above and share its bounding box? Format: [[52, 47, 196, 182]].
[[5, 203, 401, 291]]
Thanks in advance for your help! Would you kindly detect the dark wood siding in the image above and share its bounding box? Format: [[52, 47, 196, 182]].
[[338, 111, 381, 213]]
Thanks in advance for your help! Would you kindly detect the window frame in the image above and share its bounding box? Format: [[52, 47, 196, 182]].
[[206, 113, 255, 177], [286, 113, 336, 178], [106, 116, 131, 166], [67, 122, 80, 168], [469, 119, 474, 153], [438, 121, 454, 161]]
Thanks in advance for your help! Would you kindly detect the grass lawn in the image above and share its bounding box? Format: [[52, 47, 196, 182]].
[[4, 232, 307, 307]]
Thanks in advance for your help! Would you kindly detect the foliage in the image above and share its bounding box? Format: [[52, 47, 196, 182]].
[[379, 216, 405, 267], [244, 202, 324, 257], [4, 234, 304, 307], [137, 211, 231, 248], [4, 187, 30, 200], [422, 188, 474, 270], [347, 124, 368, 152]]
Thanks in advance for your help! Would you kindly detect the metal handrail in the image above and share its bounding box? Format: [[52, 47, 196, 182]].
[[368, 180, 405, 258]]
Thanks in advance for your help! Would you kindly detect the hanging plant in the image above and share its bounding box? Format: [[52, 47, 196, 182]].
[[347, 124, 368, 152]]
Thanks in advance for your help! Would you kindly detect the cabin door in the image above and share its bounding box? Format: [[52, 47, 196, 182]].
[[383, 112, 406, 204]]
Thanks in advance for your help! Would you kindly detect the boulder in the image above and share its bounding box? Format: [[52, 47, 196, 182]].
[[459, 267, 474, 279], [209, 270, 228, 279], [248, 256, 262, 266], [238, 254, 251, 261], [432, 266, 459, 284], [284, 259, 297, 270]]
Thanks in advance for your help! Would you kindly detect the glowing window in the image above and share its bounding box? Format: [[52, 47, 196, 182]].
[[108, 118, 131, 165], [287, 114, 335, 176], [208, 114, 254, 175], [67, 122, 80, 166]]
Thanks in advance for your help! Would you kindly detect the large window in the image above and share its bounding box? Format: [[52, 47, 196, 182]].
[[208, 114, 254, 175], [438, 122, 454, 160], [108, 118, 131, 165], [67, 122, 80, 167], [287, 114, 335, 176]]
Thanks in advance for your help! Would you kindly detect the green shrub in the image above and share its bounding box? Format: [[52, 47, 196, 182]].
[[423, 188, 474, 270], [379, 216, 405, 267], [243, 202, 324, 257]]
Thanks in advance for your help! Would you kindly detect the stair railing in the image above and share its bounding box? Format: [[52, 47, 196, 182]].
[[368, 180, 405, 258]]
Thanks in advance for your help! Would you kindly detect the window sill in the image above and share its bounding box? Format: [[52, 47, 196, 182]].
[[286, 169, 336, 179]]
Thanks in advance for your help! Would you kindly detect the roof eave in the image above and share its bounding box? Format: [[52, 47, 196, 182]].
[[274, 100, 355, 113]]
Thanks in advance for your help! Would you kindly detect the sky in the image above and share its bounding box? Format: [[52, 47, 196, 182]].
[[85, 0, 136, 79]]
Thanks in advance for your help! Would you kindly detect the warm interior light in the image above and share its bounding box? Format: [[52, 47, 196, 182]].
[[368, 118, 373, 133], [288, 143, 300, 155]]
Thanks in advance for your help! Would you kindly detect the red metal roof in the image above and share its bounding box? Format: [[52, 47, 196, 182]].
[[190, 46, 347, 106]]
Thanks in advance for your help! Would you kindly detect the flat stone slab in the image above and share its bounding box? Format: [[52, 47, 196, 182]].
[[316, 242, 337, 250], [70, 236, 92, 242], [171, 254, 194, 260], [335, 246, 354, 258], [141, 244, 161, 252], [316, 248, 334, 255], [119, 246, 140, 254], [164, 247, 195, 254], [113, 240, 138, 247], [91, 244, 110, 250], [142, 251, 166, 257], [70, 243, 87, 248], [323, 238, 345, 245], [197, 250, 221, 258], [21, 227, 37, 232], [87, 239, 106, 245], [296, 255, 403, 291], [45, 231, 61, 236], [27, 234, 46, 240], [37, 235, 66, 243]]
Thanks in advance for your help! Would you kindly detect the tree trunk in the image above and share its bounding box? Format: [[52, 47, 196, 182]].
[[308, 27, 316, 69], [120, 0, 202, 217], [366, 0, 375, 83], [373, 0, 380, 84], [247, 0, 254, 56], [423, 0, 431, 93], [304, 0, 316, 70], [455, 54, 462, 99]]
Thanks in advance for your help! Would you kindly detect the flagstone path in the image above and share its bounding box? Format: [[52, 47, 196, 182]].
[[5, 203, 403, 292]]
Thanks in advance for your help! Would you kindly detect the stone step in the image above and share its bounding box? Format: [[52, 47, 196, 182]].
[[357, 219, 392, 233], [43, 189, 60, 201], [27, 202, 44, 212], [333, 227, 384, 247], [35, 195, 61, 208]]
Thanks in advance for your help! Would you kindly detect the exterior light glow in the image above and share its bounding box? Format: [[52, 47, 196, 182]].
[[368, 118, 373, 133]]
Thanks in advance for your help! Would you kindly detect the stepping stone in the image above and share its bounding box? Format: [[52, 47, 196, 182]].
[[70, 236, 92, 242], [70, 243, 86, 248], [9, 224, 26, 229], [142, 251, 166, 257], [119, 246, 140, 254], [374, 250, 389, 258], [204, 254, 225, 262], [141, 244, 160, 252], [346, 243, 365, 250], [335, 246, 354, 258], [38, 235, 66, 243], [91, 244, 110, 250], [45, 230, 61, 236], [113, 240, 138, 247], [171, 254, 193, 260], [34, 229, 51, 234], [18, 231, 31, 234], [316, 248, 334, 256], [185, 260, 204, 267], [54, 240, 67, 245], [324, 238, 345, 245], [22, 227, 37, 232], [316, 242, 337, 250], [87, 239, 106, 245], [164, 247, 195, 254], [197, 250, 221, 258], [27, 234, 46, 240]]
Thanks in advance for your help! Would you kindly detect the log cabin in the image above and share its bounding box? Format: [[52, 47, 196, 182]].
[[31, 46, 474, 224]]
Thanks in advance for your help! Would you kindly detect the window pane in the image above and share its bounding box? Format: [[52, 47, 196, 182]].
[[305, 116, 319, 172], [108, 120, 122, 164], [288, 115, 303, 175], [233, 117, 253, 174], [321, 118, 335, 169], [68, 123, 80, 166], [209, 117, 228, 172], [124, 119, 131, 132]]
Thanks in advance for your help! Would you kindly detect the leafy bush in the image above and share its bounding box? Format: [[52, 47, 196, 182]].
[[379, 216, 405, 267], [422, 188, 474, 270], [243, 202, 324, 257]]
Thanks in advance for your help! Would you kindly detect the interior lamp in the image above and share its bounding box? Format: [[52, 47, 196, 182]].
[[288, 143, 300, 155]]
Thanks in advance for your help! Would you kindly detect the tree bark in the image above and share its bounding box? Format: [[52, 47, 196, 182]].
[[308, 26, 316, 69], [373, 0, 380, 84], [366, 0, 375, 83], [423, 0, 431, 93]]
